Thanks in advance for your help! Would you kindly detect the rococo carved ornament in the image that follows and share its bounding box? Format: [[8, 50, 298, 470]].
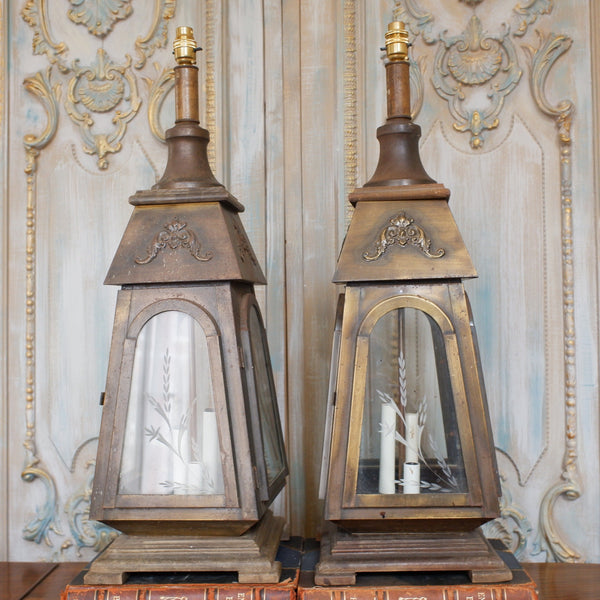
[[363, 212, 445, 261], [135, 217, 213, 265], [19, 0, 182, 556], [392, 0, 581, 563], [21, 0, 176, 168], [68, 0, 133, 38], [524, 30, 581, 564], [432, 15, 522, 149], [65, 49, 141, 170]]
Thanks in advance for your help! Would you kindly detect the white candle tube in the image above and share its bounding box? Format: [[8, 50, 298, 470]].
[[403, 462, 421, 494], [379, 403, 396, 494], [405, 412, 420, 463], [202, 408, 223, 493]]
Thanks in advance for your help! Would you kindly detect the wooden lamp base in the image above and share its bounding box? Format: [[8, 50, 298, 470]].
[[84, 510, 284, 585], [315, 525, 513, 586]]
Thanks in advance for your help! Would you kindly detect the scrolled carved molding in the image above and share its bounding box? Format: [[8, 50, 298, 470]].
[[64, 50, 142, 169], [144, 63, 175, 143], [67, 0, 133, 38], [18, 0, 185, 555], [23, 68, 60, 175], [21, 463, 63, 545], [392, 0, 583, 562], [65, 461, 118, 553], [133, 0, 176, 70], [393, 0, 436, 45], [21, 0, 69, 73], [512, 0, 554, 38], [482, 474, 533, 559], [432, 15, 522, 149], [524, 29, 582, 563]]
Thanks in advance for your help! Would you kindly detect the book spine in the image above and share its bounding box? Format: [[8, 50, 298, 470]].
[[299, 587, 538, 600], [63, 586, 296, 600]]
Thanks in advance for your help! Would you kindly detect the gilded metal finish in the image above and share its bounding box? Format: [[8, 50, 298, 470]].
[[319, 19, 505, 584], [173, 25, 198, 65], [362, 211, 445, 261], [393, 0, 583, 564], [88, 22, 288, 583], [385, 21, 409, 62], [134, 217, 213, 265]]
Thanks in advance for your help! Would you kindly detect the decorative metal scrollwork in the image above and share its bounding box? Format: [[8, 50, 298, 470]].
[[136, 217, 214, 265], [363, 212, 445, 261]]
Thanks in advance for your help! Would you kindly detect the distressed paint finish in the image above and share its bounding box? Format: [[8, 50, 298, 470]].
[[388, 0, 598, 562], [0, 0, 8, 561], [2, 0, 599, 564]]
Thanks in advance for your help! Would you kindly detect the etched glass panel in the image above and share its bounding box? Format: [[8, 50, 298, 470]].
[[357, 307, 467, 496], [247, 306, 286, 485], [118, 310, 224, 495]]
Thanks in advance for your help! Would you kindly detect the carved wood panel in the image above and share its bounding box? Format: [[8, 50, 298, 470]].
[[1, 0, 598, 563]]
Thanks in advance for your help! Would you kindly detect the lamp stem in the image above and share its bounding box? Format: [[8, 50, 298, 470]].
[[385, 21, 411, 120], [174, 26, 200, 123]]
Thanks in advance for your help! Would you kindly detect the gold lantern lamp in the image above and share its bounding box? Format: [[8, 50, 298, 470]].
[[316, 22, 510, 585], [86, 26, 288, 584]]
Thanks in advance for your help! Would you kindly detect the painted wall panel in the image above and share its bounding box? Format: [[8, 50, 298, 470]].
[[2, 0, 598, 564]]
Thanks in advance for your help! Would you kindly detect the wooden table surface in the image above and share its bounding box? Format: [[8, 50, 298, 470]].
[[1, 561, 599, 599]]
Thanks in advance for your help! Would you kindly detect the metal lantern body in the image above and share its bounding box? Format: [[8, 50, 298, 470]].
[[87, 27, 287, 584], [316, 22, 509, 585]]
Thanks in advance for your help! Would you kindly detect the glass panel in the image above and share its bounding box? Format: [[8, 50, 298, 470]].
[[248, 306, 286, 485], [118, 310, 224, 495], [357, 307, 467, 496]]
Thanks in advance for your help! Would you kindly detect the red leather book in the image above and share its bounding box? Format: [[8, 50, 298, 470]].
[[297, 540, 539, 600], [61, 540, 301, 600]]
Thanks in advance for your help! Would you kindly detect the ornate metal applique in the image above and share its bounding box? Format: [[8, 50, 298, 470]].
[[232, 221, 257, 265], [135, 218, 213, 265], [363, 212, 445, 261]]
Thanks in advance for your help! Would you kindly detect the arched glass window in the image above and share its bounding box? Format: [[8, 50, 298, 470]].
[[118, 310, 224, 496], [356, 305, 467, 497]]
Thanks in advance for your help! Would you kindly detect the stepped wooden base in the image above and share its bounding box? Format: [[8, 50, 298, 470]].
[[84, 510, 284, 585], [315, 526, 513, 586]]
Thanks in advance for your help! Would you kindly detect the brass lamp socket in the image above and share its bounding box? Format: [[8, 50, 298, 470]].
[[385, 21, 409, 62], [174, 25, 198, 65]]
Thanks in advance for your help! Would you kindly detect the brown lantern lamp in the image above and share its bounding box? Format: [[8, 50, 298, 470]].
[[316, 22, 511, 585], [85, 26, 287, 584]]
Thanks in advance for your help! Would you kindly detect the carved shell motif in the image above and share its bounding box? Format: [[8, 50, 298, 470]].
[[68, 0, 133, 38], [74, 50, 125, 112], [446, 16, 502, 85]]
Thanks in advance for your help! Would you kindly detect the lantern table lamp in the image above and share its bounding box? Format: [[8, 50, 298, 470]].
[[316, 22, 510, 585], [85, 26, 287, 584]]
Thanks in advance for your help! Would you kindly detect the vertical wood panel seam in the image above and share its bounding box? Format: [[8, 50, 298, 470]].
[[282, 0, 306, 535], [0, 0, 8, 560]]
